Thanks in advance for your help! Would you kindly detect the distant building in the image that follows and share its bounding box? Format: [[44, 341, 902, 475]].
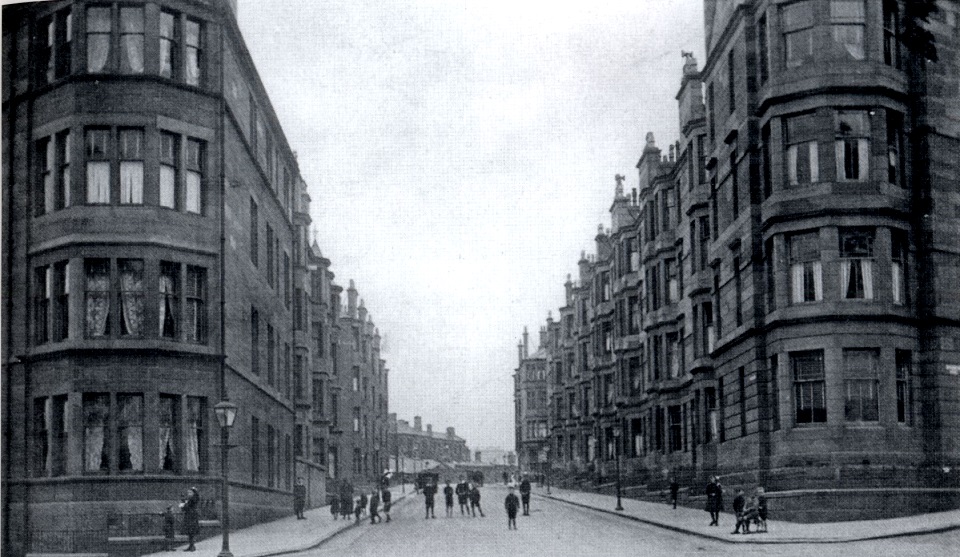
[[514, 327, 549, 473], [390, 414, 470, 465], [473, 447, 514, 465]]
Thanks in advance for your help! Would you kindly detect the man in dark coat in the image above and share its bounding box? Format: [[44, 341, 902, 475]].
[[340, 482, 353, 520], [504, 486, 520, 530], [294, 477, 306, 519], [455, 476, 470, 515], [469, 483, 484, 517], [423, 480, 437, 519], [443, 481, 455, 517], [731, 488, 746, 534], [670, 477, 680, 509], [179, 487, 200, 551], [519, 475, 532, 516], [705, 476, 723, 526], [330, 494, 340, 520], [381, 488, 392, 522], [358, 492, 368, 517]]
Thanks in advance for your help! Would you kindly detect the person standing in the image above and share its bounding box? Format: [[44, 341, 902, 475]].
[[369, 489, 381, 524], [381, 488, 392, 522], [705, 476, 723, 526], [179, 487, 200, 552], [294, 477, 307, 519], [423, 481, 437, 519], [456, 477, 469, 515], [731, 488, 746, 534], [340, 482, 353, 521], [469, 483, 485, 517], [358, 491, 368, 517], [443, 481, 455, 517], [505, 486, 520, 530], [330, 494, 340, 521], [670, 477, 680, 509], [519, 475, 532, 516], [755, 487, 768, 532]]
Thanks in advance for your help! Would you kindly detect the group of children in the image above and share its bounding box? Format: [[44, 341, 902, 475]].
[[428, 477, 484, 518], [329, 486, 392, 525], [730, 487, 768, 534]]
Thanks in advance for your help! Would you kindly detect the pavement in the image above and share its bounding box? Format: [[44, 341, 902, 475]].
[[143, 491, 412, 557], [535, 485, 960, 544], [142, 484, 960, 557]]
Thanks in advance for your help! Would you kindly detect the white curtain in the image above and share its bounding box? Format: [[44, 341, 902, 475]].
[[857, 138, 870, 180], [185, 400, 200, 471], [121, 36, 144, 73], [186, 49, 200, 86], [125, 427, 143, 471], [861, 259, 874, 299], [812, 261, 823, 300], [832, 25, 865, 60], [120, 161, 143, 204], [86, 162, 110, 203], [186, 171, 201, 213], [119, 264, 143, 336], [892, 262, 904, 304], [787, 145, 798, 185], [791, 263, 805, 303], [840, 260, 852, 298], [85, 269, 110, 336], [160, 165, 176, 208], [808, 141, 819, 182], [85, 426, 104, 470], [159, 425, 174, 469], [87, 36, 109, 72], [159, 274, 176, 337]]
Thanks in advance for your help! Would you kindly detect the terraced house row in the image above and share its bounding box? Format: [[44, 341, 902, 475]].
[[1, 1, 390, 555], [515, 0, 960, 522]]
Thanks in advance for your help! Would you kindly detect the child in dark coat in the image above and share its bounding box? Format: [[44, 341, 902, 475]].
[[505, 487, 520, 530]]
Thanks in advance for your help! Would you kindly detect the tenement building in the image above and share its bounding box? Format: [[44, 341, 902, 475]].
[[521, 0, 960, 521], [1, 1, 391, 554], [514, 327, 550, 472], [390, 414, 470, 465]]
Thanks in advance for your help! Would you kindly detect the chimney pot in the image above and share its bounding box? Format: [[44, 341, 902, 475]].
[[414, 416, 422, 431]]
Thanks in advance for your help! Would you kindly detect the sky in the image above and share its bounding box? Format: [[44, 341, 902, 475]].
[[237, 0, 705, 451]]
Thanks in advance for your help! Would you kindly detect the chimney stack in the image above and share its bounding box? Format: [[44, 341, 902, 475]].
[[447, 427, 455, 438], [414, 416, 422, 431], [522, 327, 529, 357], [426, 424, 432, 436], [347, 279, 358, 317]]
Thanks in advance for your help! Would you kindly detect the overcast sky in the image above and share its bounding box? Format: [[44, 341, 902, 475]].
[[238, 0, 705, 451]]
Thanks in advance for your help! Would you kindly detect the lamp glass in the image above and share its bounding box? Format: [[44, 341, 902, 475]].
[[214, 400, 238, 428]]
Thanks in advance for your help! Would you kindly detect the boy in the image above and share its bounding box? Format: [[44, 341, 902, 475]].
[[443, 481, 455, 517], [505, 486, 520, 530], [731, 488, 746, 534], [369, 489, 381, 524]]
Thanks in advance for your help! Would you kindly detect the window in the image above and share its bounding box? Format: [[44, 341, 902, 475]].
[[159, 262, 179, 339], [887, 111, 906, 187], [727, 48, 736, 112], [896, 350, 912, 424], [830, 0, 866, 61], [733, 254, 743, 326], [839, 227, 875, 300], [159, 11, 179, 79], [116, 394, 143, 472], [118, 129, 143, 204], [666, 259, 678, 303], [185, 19, 202, 86], [666, 332, 680, 379], [286, 435, 293, 488], [284, 343, 291, 399], [352, 367, 360, 392], [761, 123, 771, 198], [738, 367, 747, 437], [697, 135, 707, 185], [83, 393, 110, 472], [883, 0, 902, 68], [891, 230, 908, 305], [85, 128, 110, 203], [36, 137, 54, 215], [668, 405, 682, 452], [757, 14, 769, 84], [707, 83, 715, 143], [185, 266, 207, 343], [37, 9, 72, 83], [34, 266, 51, 344], [702, 301, 715, 354], [33, 396, 67, 476], [792, 350, 826, 424], [769, 354, 781, 431], [266, 225, 275, 287], [85, 259, 111, 337], [628, 295, 640, 335], [267, 425, 275, 488], [294, 424, 304, 457], [251, 416, 260, 483], [284, 252, 291, 307], [185, 139, 204, 214], [251, 307, 260, 375], [353, 407, 360, 432], [698, 216, 710, 271], [788, 231, 822, 303], [843, 348, 879, 422], [86, 6, 111, 73], [783, 1, 814, 68], [835, 111, 870, 181], [267, 323, 275, 387], [729, 151, 739, 218], [159, 132, 178, 208], [159, 394, 178, 471], [118, 259, 144, 337], [250, 200, 259, 266], [785, 113, 819, 185], [704, 387, 717, 442], [764, 238, 776, 313]]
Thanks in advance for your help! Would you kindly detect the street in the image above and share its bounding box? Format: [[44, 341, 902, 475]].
[[297, 486, 960, 557]]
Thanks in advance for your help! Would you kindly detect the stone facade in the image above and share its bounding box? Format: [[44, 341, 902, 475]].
[[1, 1, 390, 554], [390, 414, 470, 465], [522, 0, 960, 522], [514, 327, 549, 472]]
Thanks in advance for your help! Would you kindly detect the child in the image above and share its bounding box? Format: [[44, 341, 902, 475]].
[[382, 488, 392, 522], [369, 489, 381, 524], [443, 481, 455, 517], [731, 489, 746, 534], [469, 483, 484, 517], [354, 496, 364, 522], [741, 495, 760, 534], [330, 495, 340, 520], [505, 486, 520, 530]]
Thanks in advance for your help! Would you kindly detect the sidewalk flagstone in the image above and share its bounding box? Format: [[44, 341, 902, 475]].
[[535, 486, 960, 544]]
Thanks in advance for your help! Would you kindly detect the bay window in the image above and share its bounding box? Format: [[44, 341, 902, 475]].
[[830, 0, 866, 60], [785, 113, 819, 185], [792, 350, 826, 424], [839, 227, 874, 300], [843, 348, 879, 422], [835, 111, 870, 181], [788, 231, 822, 303], [159, 11, 179, 79], [783, 1, 814, 68]]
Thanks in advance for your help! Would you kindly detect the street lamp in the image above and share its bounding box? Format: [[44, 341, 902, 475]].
[[214, 400, 238, 557], [612, 427, 623, 511], [545, 446, 551, 495]]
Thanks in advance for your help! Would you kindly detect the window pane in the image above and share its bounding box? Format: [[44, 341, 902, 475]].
[[831, 0, 865, 22], [160, 165, 176, 208], [118, 259, 144, 336], [832, 25, 865, 60], [85, 259, 111, 337], [783, 1, 813, 30], [159, 395, 178, 470], [119, 8, 144, 74], [160, 262, 179, 338], [117, 394, 143, 471], [87, 7, 111, 32], [119, 162, 143, 204], [83, 393, 110, 471], [186, 171, 201, 214]]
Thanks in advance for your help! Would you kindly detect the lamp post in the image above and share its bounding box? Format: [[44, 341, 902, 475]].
[[214, 400, 238, 557], [612, 426, 623, 511], [545, 446, 551, 495]]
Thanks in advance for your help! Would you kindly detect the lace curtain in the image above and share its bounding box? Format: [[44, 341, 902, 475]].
[[186, 171, 201, 214], [892, 262, 904, 304], [841, 259, 873, 299], [86, 8, 110, 72], [159, 272, 177, 338], [119, 260, 144, 336], [117, 395, 143, 471], [85, 263, 110, 336], [119, 161, 143, 204], [86, 162, 110, 203], [185, 398, 201, 472], [119, 8, 144, 74], [84, 395, 109, 471]]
